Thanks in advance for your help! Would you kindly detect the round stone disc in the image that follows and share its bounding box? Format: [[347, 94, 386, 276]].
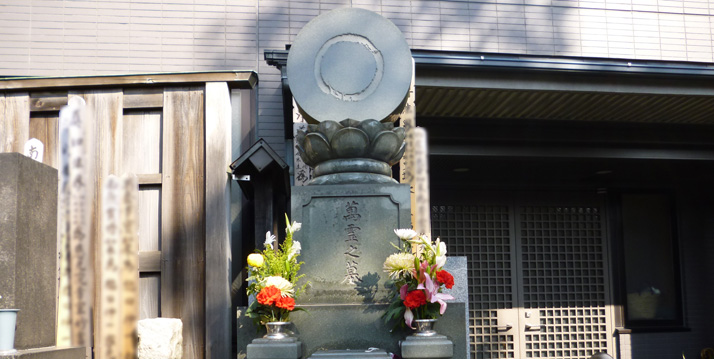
[[287, 7, 413, 123]]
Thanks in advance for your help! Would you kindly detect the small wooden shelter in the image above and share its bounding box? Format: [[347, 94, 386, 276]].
[[0, 71, 258, 359]]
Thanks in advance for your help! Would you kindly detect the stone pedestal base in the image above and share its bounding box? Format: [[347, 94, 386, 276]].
[[247, 337, 303, 359], [0, 346, 87, 359], [400, 335, 453, 359], [0, 153, 58, 349], [308, 349, 391, 359]]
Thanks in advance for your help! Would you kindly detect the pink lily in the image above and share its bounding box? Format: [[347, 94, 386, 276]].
[[413, 260, 438, 285], [400, 284, 415, 329], [417, 275, 454, 315]]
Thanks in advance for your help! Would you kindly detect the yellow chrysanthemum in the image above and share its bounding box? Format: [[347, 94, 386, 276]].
[[247, 253, 264, 268], [383, 252, 416, 280]]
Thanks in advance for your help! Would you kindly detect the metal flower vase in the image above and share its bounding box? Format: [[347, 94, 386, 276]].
[[402, 318, 454, 359], [413, 319, 438, 337], [264, 321, 291, 340]]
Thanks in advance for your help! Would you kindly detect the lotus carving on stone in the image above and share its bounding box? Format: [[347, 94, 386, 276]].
[[295, 119, 406, 185]]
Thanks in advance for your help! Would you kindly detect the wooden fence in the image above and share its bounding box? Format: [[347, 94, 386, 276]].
[[0, 71, 257, 359]]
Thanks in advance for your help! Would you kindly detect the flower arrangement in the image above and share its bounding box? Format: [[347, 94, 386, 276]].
[[383, 229, 455, 329], [245, 215, 306, 325]]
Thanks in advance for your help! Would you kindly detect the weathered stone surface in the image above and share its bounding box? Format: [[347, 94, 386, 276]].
[[0, 347, 87, 359], [290, 184, 411, 304], [0, 153, 58, 350], [138, 318, 183, 359], [237, 302, 469, 359], [400, 335, 453, 359], [247, 337, 302, 359], [287, 8, 413, 123], [442, 257, 468, 303], [239, 175, 468, 357], [294, 119, 407, 185]]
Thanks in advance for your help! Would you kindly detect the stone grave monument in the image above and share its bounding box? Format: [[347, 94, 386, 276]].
[[0, 152, 86, 359], [238, 7, 468, 359]]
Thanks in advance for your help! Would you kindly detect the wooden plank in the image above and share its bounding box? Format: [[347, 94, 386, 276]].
[[0, 72, 257, 91], [0, 94, 4, 149], [139, 274, 160, 319], [56, 111, 72, 347], [138, 251, 161, 273], [66, 96, 94, 347], [123, 88, 163, 109], [136, 174, 162, 185], [138, 188, 161, 252], [161, 86, 205, 359], [30, 91, 68, 112], [98, 175, 123, 359], [71, 90, 124, 350], [29, 116, 59, 168], [399, 59, 416, 185], [122, 111, 161, 174], [204, 82, 232, 359], [410, 128, 431, 238], [120, 175, 140, 359], [2, 92, 30, 153]]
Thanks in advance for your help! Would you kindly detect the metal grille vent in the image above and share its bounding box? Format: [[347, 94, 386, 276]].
[[433, 205, 516, 359], [518, 206, 609, 359]]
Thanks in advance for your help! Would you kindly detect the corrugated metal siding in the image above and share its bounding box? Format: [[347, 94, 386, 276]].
[[417, 87, 714, 124]]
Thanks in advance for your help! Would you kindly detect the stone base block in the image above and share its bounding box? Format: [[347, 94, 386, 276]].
[[0, 153, 59, 349], [308, 349, 391, 358], [400, 335, 453, 359], [238, 303, 468, 359], [0, 346, 87, 359], [138, 318, 183, 359], [247, 337, 302, 359]]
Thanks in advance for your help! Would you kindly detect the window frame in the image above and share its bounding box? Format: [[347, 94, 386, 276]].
[[608, 190, 687, 332]]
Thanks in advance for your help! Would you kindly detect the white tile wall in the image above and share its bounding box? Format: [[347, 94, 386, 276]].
[[2, 0, 714, 168]]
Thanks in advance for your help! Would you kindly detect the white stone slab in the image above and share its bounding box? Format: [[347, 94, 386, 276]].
[[138, 318, 183, 359]]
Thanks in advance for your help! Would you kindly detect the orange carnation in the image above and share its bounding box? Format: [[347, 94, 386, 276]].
[[275, 296, 296, 311], [256, 285, 281, 306]]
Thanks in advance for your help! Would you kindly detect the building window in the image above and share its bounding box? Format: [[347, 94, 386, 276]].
[[614, 192, 685, 330]]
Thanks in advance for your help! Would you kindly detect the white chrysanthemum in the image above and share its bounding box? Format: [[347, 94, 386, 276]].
[[394, 228, 418, 241], [288, 240, 301, 259], [264, 231, 276, 249], [262, 276, 295, 297], [383, 252, 416, 280]]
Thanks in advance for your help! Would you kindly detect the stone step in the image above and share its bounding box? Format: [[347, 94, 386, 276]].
[[308, 349, 392, 359], [0, 346, 87, 359]]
